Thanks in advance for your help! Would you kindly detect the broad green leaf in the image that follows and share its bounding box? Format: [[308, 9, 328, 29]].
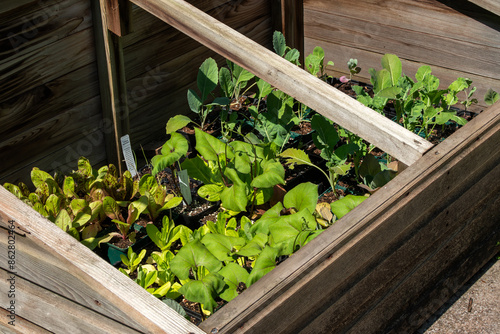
[[63, 176, 76, 198], [371, 170, 397, 189], [31, 168, 54, 190], [198, 184, 224, 202], [330, 195, 368, 219], [181, 156, 215, 185], [77, 157, 93, 177], [484, 88, 499, 106], [255, 78, 273, 100], [377, 86, 402, 99], [415, 65, 432, 83], [285, 48, 300, 63], [219, 263, 250, 302], [198, 57, 218, 102], [358, 154, 382, 179], [237, 233, 268, 257], [220, 168, 248, 212], [280, 148, 314, 167], [55, 209, 72, 232], [219, 67, 234, 98], [177, 225, 194, 246], [273, 31, 286, 57], [45, 194, 62, 217], [187, 89, 202, 113], [102, 196, 121, 220], [170, 240, 222, 280], [372, 69, 393, 94], [160, 196, 183, 211], [246, 246, 278, 287], [152, 133, 189, 175], [311, 114, 339, 151], [249, 202, 284, 235], [201, 234, 246, 262], [231, 141, 252, 174], [161, 298, 188, 319], [166, 115, 192, 134], [179, 273, 225, 313], [72, 208, 92, 229], [269, 209, 317, 255], [138, 174, 156, 195], [251, 160, 285, 189], [195, 128, 232, 161], [284, 182, 318, 213], [381, 54, 402, 85]]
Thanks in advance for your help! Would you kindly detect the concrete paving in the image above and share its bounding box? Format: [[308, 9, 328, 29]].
[[418, 255, 500, 334]]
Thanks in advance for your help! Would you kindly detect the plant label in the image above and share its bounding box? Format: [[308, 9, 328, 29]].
[[120, 135, 138, 177]]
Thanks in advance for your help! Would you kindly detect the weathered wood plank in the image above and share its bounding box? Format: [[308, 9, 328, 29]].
[[0, 0, 92, 58], [105, 0, 132, 36], [0, 27, 96, 103], [200, 102, 500, 333], [0, 308, 51, 334], [0, 224, 149, 332], [0, 130, 107, 188], [281, 0, 304, 61], [304, 0, 500, 48], [122, 0, 237, 47], [129, 0, 432, 166], [468, 0, 500, 16], [0, 66, 100, 139], [0, 186, 206, 334], [0, 97, 103, 178], [303, 3, 500, 80], [0, 268, 143, 333], [123, 0, 272, 79]]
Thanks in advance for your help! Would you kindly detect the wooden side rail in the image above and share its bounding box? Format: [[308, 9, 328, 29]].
[[130, 0, 433, 166]]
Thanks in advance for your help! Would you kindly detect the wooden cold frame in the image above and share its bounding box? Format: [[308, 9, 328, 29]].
[[0, 0, 498, 332]]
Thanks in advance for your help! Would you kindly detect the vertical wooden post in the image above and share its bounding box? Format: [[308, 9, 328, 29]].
[[278, 0, 304, 64], [91, 0, 131, 174]]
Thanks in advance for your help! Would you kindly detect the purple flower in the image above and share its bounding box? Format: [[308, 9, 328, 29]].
[[339, 76, 349, 83]]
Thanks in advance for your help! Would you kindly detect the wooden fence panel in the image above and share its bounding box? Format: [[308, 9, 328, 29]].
[[0, 0, 105, 185]]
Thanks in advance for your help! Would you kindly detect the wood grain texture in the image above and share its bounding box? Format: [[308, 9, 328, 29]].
[[129, 0, 432, 165], [0, 308, 51, 334], [0, 0, 92, 59], [468, 0, 500, 16], [200, 102, 500, 333], [122, 0, 235, 47], [0, 97, 103, 178], [0, 268, 143, 333], [105, 0, 132, 36], [0, 129, 107, 186], [0, 185, 206, 334], [303, 0, 500, 108], [0, 223, 148, 332]]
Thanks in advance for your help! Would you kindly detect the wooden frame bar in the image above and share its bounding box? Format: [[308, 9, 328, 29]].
[[130, 0, 433, 166], [468, 0, 500, 16]]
